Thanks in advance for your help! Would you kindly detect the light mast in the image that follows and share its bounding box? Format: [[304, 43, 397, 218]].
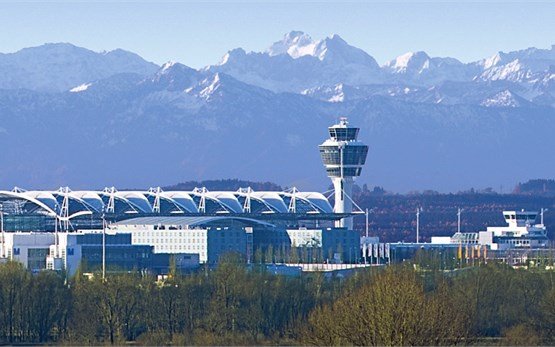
[[319, 117, 368, 229]]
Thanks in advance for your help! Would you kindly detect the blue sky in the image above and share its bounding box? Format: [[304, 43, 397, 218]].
[[1, 1, 553, 68]]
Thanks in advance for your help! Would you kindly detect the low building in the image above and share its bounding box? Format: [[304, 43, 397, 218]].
[[432, 210, 549, 250], [485, 210, 548, 249], [3, 232, 54, 272], [112, 217, 362, 264], [286, 227, 360, 263], [1, 231, 198, 275], [111, 216, 271, 264], [388, 242, 459, 263], [55, 232, 154, 274]]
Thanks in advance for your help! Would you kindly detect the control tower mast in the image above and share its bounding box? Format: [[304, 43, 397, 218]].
[[319, 117, 368, 229]]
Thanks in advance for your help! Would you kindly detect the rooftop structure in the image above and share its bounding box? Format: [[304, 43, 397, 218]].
[[0, 187, 341, 232], [319, 117, 368, 229], [486, 210, 548, 249], [431, 210, 549, 250]]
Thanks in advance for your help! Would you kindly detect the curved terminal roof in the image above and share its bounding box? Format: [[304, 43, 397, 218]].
[[114, 216, 276, 228], [159, 192, 198, 213], [0, 187, 334, 220], [250, 192, 289, 213]]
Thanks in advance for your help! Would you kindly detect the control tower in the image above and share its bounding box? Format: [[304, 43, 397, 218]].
[[319, 117, 368, 229]]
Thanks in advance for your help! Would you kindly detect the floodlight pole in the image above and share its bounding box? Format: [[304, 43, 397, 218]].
[[0, 209, 4, 258], [102, 213, 106, 281], [541, 208, 548, 225], [365, 208, 369, 238], [416, 208, 421, 243], [54, 215, 59, 258], [457, 208, 463, 233]]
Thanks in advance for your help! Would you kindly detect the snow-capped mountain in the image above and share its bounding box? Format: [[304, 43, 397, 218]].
[[202, 32, 554, 106], [0, 35, 554, 192], [0, 43, 158, 92], [476, 45, 555, 84], [383, 51, 477, 85], [147, 61, 203, 91], [206, 31, 383, 92]]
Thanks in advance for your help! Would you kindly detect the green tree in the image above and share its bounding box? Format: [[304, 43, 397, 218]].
[[29, 271, 70, 342], [265, 245, 274, 264], [0, 261, 30, 343], [302, 265, 470, 346]]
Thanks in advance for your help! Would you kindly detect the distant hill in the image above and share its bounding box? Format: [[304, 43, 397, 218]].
[[514, 179, 555, 196], [0, 43, 158, 91], [162, 179, 282, 192], [352, 189, 555, 242]]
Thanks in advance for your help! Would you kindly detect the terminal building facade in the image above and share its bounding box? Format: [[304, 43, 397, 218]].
[[0, 187, 362, 272]]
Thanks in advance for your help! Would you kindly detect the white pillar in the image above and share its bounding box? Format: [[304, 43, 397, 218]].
[[333, 177, 353, 229]]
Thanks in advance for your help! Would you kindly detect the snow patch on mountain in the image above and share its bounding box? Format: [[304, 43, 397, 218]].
[[69, 83, 92, 93], [266, 31, 317, 59], [481, 90, 528, 107], [478, 59, 533, 82], [481, 53, 504, 70], [198, 74, 223, 100], [161, 61, 177, 72], [384, 51, 432, 73], [302, 84, 347, 102], [147, 62, 203, 92]]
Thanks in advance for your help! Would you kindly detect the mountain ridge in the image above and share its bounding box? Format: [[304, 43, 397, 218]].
[[0, 33, 554, 192]]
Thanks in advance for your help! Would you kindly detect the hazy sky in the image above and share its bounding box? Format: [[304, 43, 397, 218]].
[[0, 1, 553, 68]]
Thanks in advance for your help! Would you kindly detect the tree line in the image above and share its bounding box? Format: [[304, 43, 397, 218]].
[[0, 255, 554, 345]]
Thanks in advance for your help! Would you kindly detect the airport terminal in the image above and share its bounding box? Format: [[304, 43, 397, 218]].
[[0, 118, 367, 273], [0, 118, 550, 273]]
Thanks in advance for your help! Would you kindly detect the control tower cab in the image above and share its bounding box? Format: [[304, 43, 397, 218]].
[[319, 117, 368, 229]]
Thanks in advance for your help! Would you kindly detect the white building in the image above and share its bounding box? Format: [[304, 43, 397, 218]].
[[433, 210, 549, 250], [2, 232, 54, 271]]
